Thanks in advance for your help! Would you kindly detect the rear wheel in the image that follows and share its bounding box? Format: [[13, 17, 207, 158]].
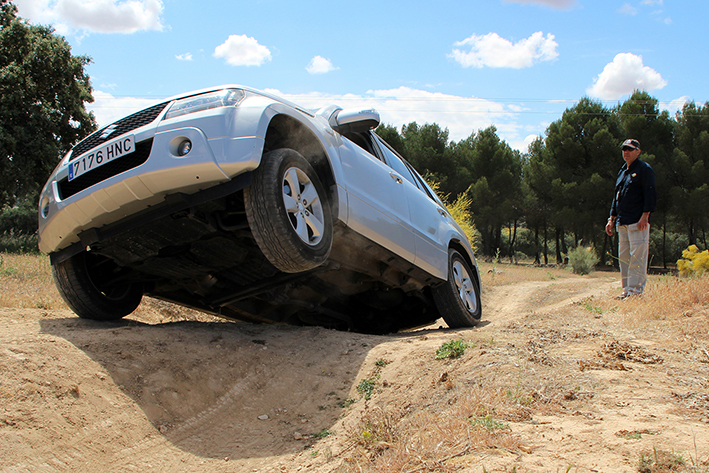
[[244, 148, 333, 273], [432, 249, 481, 327], [52, 252, 143, 321]]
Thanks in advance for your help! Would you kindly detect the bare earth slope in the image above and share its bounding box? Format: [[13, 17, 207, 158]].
[[1, 271, 708, 472]]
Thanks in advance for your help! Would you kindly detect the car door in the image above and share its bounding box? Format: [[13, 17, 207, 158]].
[[372, 136, 450, 279], [336, 132, 417, 264]]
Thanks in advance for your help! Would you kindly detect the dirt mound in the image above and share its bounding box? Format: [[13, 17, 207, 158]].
[[2, 272, 708, 472]]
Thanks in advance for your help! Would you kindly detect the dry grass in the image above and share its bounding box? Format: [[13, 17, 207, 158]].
[[0, 253, 64, 310], [581, 274, 709, 344], [625, 275, 709, 321], [342, 388, 534, 472], [340, 364, 573, 472]]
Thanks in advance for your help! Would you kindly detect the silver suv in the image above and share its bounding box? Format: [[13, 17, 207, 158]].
[[38, 85, 481, 333]]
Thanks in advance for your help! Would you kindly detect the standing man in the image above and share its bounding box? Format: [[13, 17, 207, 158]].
[[605, 139, 657, 298]]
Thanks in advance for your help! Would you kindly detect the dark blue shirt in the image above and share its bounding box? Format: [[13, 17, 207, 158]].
[[610, 158, 657, 225]]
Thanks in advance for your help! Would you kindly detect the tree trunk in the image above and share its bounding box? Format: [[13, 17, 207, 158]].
[[534, 225, 541, 265], [561, 229, 568, 263], [508, 220, 518, 263], [543, 220, 549, 265]]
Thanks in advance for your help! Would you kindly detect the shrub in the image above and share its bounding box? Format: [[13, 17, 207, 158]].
[[0, 200, 39, 254], [0, 232, 39, 254], [649, 228, 689, 267], [0, 200, 38, 236], [676, 244, 709, 276], [567, 245, 599, 275]]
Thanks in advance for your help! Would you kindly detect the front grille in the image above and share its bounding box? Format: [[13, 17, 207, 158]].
[[58, 138, 154, 199], [71, 102, 169, 159]]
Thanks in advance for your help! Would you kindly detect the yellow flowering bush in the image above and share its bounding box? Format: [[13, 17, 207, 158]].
[[425, 178, 480, 250], [676, 245, 709, 276], [445, 192, 480, 250]]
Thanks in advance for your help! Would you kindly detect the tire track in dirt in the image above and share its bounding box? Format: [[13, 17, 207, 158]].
[[481, 276, 618, 326]]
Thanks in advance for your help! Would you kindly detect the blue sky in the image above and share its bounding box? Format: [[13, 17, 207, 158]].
[[13, 0, 706, 151]]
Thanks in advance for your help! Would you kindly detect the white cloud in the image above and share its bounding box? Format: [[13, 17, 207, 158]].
[[306, 56, 337, 74], [587, 53, 667, 100], [263, 87, 535, 150], [503, 0, 576, 9], [15, 0, 164, 34], [662, 96, 690, 117], [14, 0, 53, 24], [450, 31, 558, 69], [175, 52, 193, 61], [521, 134, 540, 151], [618, 3, 637, 15], [214, 34, 272, 67]]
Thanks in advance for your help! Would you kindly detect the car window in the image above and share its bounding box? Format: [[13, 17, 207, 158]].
[[374, 134, 445, 205], [403, 160, 445, 204], [342, 132, 382, 161], [373, 136, 418, 186]]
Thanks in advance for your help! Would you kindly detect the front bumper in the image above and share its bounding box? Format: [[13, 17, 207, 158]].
[[38, 125, 263, 255]]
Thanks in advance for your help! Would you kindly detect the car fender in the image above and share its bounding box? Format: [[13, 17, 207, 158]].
[[249, 101, 351, 224]]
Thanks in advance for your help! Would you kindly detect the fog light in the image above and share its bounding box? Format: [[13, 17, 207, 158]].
[[40, 197, 50, 219], [177, 139, 192, 156]]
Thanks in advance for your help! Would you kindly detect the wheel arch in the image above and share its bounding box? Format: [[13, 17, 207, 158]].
[[263, 114, 338, 216], [448, 239, 481, 286]]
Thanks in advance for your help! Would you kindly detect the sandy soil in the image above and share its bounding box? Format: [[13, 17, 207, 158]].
[[1, 273, 708, 472]]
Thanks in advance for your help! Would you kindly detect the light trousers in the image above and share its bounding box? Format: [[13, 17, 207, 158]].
[[617, 223, 650, 295]]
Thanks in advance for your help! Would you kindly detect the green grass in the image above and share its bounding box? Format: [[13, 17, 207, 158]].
[[357, 379, 376, 400], [435, 339, 469, 359], [469, 414, 510, 432]]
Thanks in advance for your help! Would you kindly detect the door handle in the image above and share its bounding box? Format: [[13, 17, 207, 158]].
[[389, 173, 403, 184], [437, 208, 447, 217]]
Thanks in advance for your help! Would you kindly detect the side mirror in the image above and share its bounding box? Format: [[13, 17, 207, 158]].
[[330, 108, 380, 134]]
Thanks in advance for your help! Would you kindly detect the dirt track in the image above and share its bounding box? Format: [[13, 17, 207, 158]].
[[2, 272, 708, 472]]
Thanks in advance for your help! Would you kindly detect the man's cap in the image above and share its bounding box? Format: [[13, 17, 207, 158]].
[[621, 139, 641, 150]]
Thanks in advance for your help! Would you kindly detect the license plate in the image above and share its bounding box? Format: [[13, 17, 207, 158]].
[[68, 135, 136, 181]]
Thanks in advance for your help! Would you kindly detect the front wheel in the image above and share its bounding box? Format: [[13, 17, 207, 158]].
[[432, 249, 481, 328], [52, 252, 143, 321], [244, 148, 333, 273]]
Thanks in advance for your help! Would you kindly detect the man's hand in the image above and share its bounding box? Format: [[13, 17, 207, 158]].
[[605, 219, 614, 236], [637, 212, 651, 231]]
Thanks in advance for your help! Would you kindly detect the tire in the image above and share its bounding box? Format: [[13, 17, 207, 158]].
[[52, 251, 143, 321], [244, 148, 333, 273], [432, 249, 482, 328]]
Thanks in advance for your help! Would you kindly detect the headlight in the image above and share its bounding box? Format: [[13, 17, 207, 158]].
[[164, 89, 246, 120]]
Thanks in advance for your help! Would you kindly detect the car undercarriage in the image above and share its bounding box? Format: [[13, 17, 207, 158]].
[[65, 181, 444, 333]]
